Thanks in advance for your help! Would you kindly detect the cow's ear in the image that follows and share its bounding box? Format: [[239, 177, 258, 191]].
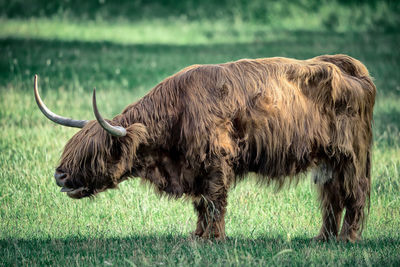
[[126, 123, 148, 139], [122, 123, 148, 157]]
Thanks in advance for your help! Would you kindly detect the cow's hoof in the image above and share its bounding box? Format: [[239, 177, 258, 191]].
[[312, 234, 338, 242], [190, 231, 203, 239], [190, 231, 225, 242], [312, 234, 328, 242], [337, 234, 360, 243]]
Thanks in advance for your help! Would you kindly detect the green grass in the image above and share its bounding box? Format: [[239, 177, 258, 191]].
[[0, 18, 400, 266], [0, 17, 387, 46]]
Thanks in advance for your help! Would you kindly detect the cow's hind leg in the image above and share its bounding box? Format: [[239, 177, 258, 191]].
[[333, 150, 371, 242], [338, 163, 370, 242], [316, 153, 370, 243], [314, 162, 345, 241], [315, 178, 345, 241]]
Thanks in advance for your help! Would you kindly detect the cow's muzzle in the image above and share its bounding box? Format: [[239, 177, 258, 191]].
[[54, 170, 94, 198], [54, 171, 74, 192]]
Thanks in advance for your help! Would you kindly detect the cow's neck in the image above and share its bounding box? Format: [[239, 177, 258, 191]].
[[115, 83, 181, 147]]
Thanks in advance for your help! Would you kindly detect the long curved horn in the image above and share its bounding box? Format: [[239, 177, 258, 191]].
[[34, 75, 88, 128], [92, 88, 126, 137]]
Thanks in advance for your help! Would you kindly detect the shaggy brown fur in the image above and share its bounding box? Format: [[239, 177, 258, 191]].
[[55, 54, 376, 242]]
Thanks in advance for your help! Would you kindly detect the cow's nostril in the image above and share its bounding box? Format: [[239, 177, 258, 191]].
[[54, 172, 67, 181], [54, 172, 68, 187]]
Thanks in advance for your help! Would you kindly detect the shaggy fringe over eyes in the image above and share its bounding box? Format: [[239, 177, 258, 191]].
[[59, 121, 148, 185], [60, 121, 113, 177]]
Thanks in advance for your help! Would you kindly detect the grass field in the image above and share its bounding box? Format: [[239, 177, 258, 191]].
[[1, 17, 400, 266]]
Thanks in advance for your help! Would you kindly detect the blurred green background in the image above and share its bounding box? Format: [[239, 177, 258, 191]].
[[1, 0, 399, 266], [1, 0, 399, 32]]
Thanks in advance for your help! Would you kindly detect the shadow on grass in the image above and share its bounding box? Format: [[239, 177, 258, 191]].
[[1, 235, 399, 265], [1, 31, 399, 96]]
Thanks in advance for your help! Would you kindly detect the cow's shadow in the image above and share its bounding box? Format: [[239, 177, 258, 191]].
[[1, 234, 399, 265]]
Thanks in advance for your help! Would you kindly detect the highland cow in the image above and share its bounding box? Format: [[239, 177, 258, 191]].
[[34, 54, 376, 242]]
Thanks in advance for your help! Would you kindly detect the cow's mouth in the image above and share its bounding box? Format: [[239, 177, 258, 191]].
[[55, 171, 116, 199], [60, 186, 94, 199]]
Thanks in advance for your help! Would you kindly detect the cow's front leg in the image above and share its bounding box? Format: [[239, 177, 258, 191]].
[[193, 190, 227, 240], [192, 161, 232, 240]]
